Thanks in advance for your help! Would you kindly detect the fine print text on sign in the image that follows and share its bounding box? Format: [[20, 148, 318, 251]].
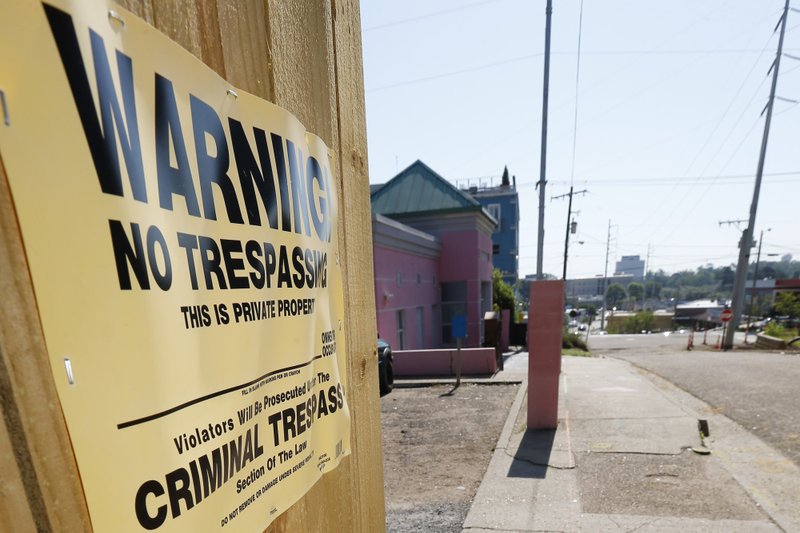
[[0, 1, 350, 531]]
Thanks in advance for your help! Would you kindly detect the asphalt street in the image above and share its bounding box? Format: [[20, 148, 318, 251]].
[[589, 333, 800, 468]]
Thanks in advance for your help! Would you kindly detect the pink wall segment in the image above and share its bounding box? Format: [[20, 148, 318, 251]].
[[438, 231, 493, 347], [373, 244, 439, 349]]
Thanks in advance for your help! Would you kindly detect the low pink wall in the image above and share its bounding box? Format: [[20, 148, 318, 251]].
[[393, 348, 497, 377]]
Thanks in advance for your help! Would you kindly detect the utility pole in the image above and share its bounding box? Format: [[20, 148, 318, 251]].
[[744, 228, 770, 342], [600, 220, 611, 332], [725, 0, 790, 349], [536, 0, 553, 280], [552, 187, 588, 280]]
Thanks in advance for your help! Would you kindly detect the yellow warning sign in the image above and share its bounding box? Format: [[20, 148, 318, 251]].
[[0, 1, 350, 531]]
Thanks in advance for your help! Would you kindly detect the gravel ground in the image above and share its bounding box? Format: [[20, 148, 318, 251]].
[[381, 383, 519, 533]]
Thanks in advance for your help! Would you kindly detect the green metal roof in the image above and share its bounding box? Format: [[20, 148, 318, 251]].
[[371, 160, 482, 216]]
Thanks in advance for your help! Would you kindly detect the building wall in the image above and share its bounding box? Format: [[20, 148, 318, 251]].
[[438, 230, 494, 347], [373, 244, 440, 350], [471, 189, 519, 286]]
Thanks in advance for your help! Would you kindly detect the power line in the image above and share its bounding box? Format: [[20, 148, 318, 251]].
[[505, 170, 800, 187], [631, 29, 777, 243], [362, 0, 506, 32], [450, 8, 787, 174], [364, 48, 800, 93], [569, 0, 585, 187], [366, 52, 542, 93]]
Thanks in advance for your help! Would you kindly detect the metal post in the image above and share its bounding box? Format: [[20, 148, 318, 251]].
[[600, 220, 611, 331], [744, 229, 766, 342], [725, 0, 790, 349], [455, 337, 462, 388], [536, 0, 553, 279]]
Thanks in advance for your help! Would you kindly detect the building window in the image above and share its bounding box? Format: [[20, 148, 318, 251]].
[[396, 272, 402, 286], [493, 244, 500, 255], [487, 204, 501, 233], [396, 310, 405, 350], [441, 281, 467, 345], [417, 273, 422, 285]]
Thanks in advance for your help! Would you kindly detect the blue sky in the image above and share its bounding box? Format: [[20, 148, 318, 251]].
[[360, 0, 799, 279]]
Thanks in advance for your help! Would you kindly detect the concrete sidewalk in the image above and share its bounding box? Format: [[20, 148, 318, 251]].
[[463, 354, 800, 532]]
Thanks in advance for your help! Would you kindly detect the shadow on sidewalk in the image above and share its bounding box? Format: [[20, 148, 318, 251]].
[[507, 429, 556, 479]]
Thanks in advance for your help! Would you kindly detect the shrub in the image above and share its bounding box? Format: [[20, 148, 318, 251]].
[[622, 311, 654, 334], [764, 321, 786, 338], [563, 329, 588, 351]]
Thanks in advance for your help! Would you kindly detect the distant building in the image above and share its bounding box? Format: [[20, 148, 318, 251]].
[[565, 274, 636, 301], [371, 160, 496, 349], [615, 255, 645, 280], [462, 166, 519, 288]]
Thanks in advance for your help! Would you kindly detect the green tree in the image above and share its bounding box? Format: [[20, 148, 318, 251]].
[[492, 269, 515, 313], [684, 287, 711, 301], [627, 282, 644, 309], [773, 292, 800, 319], [716, 266, 735, 291], [605, 283, 627, 309], [645, 281, 661, 299]]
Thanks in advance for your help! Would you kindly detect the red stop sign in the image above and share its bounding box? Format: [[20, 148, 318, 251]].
[[720, 309, 733, 323]]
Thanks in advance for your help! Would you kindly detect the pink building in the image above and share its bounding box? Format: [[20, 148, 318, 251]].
[[371, 161, 496, 349]]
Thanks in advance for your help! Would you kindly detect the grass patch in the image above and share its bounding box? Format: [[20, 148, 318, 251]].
[[563, 348, 593, 357], [764, 322, 799, 340]]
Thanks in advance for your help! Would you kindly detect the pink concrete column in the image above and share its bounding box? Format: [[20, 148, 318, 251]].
[[527, 280, 564, 429]]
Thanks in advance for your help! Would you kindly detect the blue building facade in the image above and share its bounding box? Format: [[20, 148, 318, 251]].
[[463, 167, 519, 287]]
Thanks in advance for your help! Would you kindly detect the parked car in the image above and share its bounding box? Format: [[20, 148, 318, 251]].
[[377, 339, 394, 395]]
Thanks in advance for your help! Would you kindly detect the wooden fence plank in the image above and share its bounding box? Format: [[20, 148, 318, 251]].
[[0, 161, 92, 531], [330, 0, 385, 530], [216, 2, 274, 100], [0, 385, 37, 533], [260, 1, 385, 531]]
